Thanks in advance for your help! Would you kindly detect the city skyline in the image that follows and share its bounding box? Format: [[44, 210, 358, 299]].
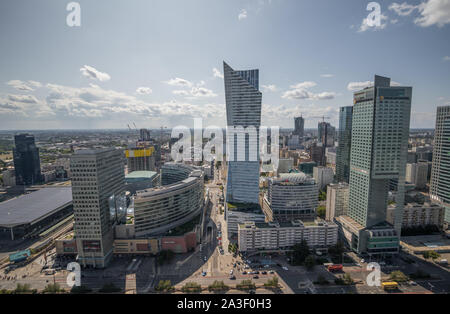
[[0, 0, 450, 130]]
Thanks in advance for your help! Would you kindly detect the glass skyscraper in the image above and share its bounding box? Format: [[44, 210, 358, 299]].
[[224, 61, 262, 204], [335, 106, 353, 183], [13, 134, 42, 185], [293, 116, 305, 138], [349, 76, 411, 232], [430, 106, 450, 224], [341, 75, 412, 255]]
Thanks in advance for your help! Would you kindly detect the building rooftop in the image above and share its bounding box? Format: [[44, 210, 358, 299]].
[[0, 187, 72, 227], [125, 171, 158, 179]]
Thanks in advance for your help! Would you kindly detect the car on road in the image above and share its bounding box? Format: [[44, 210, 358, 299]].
[[242, 271, 247, 275], [282, 266, 289, 271], [276, 263, 282, 267], [229, 275, 236, 280], [261, 271, 267, 275], [269, 271, 275, 274], [203, 256, 207, 262], [202, 271, 207, 276]]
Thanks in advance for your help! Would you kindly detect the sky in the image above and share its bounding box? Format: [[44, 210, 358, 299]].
[[0, 0, 449, 130]]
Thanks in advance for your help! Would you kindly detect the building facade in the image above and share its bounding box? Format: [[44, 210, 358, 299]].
[[238, 219, 338, 252], [326, 182, 349, 221], [133, 165, 204, 237], [13, 134, 42, 185], [406, 162, 428, 189], [345, 75, 411, 255], [266, 173, 318, 222], [224, 61, 262, 204], [386, 203, 444, 229], [335, 106, 353, 183], [71, 148, 125, 268], [313, 166, 334, 190], [430, 106, 450, 224], [293, 116, 305, 138]]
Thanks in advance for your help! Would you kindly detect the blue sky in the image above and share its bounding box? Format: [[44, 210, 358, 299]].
[[0, 0, 449, 130]]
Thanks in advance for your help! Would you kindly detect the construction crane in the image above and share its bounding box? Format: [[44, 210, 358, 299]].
[[309, 115, 331, 122]]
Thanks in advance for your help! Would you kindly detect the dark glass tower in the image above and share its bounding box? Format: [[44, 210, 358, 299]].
[[336, 106, 353, 183], [13, 134, 42, 185]]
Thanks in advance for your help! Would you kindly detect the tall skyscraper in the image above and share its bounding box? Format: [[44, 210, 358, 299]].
[[71, 148, 125, 268], [335, 106, 353, 183], [224, 61, 262, 204], [293, 116, 304, 138], [338, 75, 412, 256], [430, 106, 450, 224], [13, 134, 42, 185], [318, 122, 335, 147]]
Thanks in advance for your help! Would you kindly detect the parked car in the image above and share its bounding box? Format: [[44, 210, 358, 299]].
[[229, 275, 236, 280], [253, 275, 259, 279]]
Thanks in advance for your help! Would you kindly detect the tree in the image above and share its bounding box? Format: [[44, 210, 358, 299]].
[[423, 251, 440, 260], [389, 271, 409, 283], [155, 280, 174, 293], [181, 282, 202, 293], [236, 280, 256, 291], [263, 277, 279, 288], [42, 283, 63, 293], [319, 190, 327, 201], [208, 280, 229, 292], [304, 255, 316, 270], [316, 206, 326, 219], [291, 240, 310, 265]]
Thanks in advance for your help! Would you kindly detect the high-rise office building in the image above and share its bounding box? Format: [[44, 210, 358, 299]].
[[13, 134, 42, 185], [318, 122, 335, 147], [293, 116, 304, 138], [224, 61, 261, 204], [337, 75, 412, 256], [335, 106, 353, 183], [430, 106, 450, 224], [71, 148, 125, 268]]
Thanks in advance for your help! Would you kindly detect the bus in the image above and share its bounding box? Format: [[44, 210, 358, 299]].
[[382, 282, 398, 291], [327, 264, 343, 272]]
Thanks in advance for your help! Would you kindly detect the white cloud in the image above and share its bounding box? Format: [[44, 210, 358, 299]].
[[282, 81, 335, 100], [136, 87, 152, 95], [238, 9, 248, 20], [389, 0, 450, 28], [389, 2, 420, 16], [164, 77, 193, 87], [261, 84, 278, 92], [347, 81, 373, 91], [347, 80, 402, 91], [320, 74, 334, 78], [173, 86, 217, 99], [80, 65, 111, 82], [358, 13, 388, 32], [415, 0, 450, 27], [8, 94, 39, 104], [213, 68, 224, 79], [6, 80, 42, 91]]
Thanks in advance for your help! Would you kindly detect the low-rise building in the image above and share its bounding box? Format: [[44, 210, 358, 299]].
[[238, 219, 338, 252], [386, 202, 444, 229]]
